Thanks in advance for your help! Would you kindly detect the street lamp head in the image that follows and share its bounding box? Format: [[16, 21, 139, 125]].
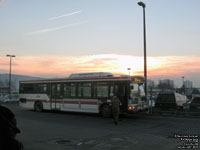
[[6, 54, 15, 57], [137, 1, 146, 8]]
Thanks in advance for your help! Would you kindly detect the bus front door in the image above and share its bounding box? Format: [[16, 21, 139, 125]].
[[51, 83, 62, 110], [114, 82, 128, 111]]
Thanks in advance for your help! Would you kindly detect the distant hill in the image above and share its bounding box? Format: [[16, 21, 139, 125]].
[[0, 74, 44, 93]]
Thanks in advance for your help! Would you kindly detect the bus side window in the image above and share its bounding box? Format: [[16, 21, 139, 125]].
[[78, 84, 83, 97], [114, 84, 125, 97], [95, 85, 108, 98], [38, 84, 47, 93], [114, 85, 118, 96], [110, 86, 114, 97], [51, 84, 61, 98], [78, 83, 92, 98], [63, 84, 70, 97], [70, 83, 76, 97], [57, 84, 61, 97], [21, 84, 36, 93], [83, 83, 92, 97]]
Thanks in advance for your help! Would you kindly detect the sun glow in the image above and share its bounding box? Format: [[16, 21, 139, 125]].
[[0, 54, 200, 78]]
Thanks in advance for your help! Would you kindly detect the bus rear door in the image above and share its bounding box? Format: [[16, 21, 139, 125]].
[[51, 83, 62, 110]]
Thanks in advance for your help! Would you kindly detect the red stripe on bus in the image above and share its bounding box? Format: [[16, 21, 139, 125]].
[[26, 99, 97, 105], [80, 101, 98, 105], [26, 99, 48, 103], [26, 99, 35, 102], [63, 101, 79, 104]]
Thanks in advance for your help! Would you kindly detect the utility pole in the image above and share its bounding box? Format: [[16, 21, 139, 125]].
[[6, 55, 16, 94]]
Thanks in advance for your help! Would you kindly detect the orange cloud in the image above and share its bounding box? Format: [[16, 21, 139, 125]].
[[1, 55, 200, 79], [148, 56, 200, 77]]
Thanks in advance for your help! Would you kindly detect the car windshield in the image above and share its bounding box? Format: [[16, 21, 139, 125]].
[[192, 97, 200, 103], [156, 93, 176, 103]]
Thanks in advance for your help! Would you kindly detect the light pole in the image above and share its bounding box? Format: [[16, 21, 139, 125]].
[[182, 76, 185, 94], [137, 1, 147, 100], [6, 54, 16, 94], [127, 68, 131, 77]]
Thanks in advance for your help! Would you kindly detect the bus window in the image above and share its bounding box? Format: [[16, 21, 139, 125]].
[[131, 83, 139, 93], [110, 86, 114, 97], [70, 83, 76, 97], [63, 84, 70, 97], [114, 85, 118, 96], [95, 85, 109, 98], [78, 83, 91, 97], [52, 84, 61, 97], [115, 85, 126, 97], [139, 85, 145, 97], [38, 84, 47, 93], [20, 84, 36, 93], [57, 84, 61, 96]]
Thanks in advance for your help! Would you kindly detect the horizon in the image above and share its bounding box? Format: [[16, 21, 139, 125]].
[[0, 71, 199, 89], [0, 0, 200, 88]]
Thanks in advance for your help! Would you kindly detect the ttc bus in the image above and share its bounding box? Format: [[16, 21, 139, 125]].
[[19, 72, 148, 117]]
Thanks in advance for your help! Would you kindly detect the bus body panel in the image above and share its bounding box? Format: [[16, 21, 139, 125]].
[[19, 94, 100, 113], [19, 74, 147, 114]]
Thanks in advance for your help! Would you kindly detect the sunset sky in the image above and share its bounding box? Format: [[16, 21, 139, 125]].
[[0, 0, 200, 87]]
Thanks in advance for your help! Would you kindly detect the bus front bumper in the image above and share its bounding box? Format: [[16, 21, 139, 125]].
[[127, 104, 148, 113]]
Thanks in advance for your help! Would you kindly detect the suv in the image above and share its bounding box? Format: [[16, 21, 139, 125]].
[[155, 92, 187, 110], [189, 97, 200, 112]]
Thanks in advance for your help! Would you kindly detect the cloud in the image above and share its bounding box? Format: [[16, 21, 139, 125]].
[[0, 0, 7, 3], [48, 11, 81, 20], [1, 54, 200, 87], [1, 55, 200, 82], [25, 21, 88, 35]]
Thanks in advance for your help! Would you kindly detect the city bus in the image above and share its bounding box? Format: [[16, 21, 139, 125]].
[[19, 72, 147, 117]]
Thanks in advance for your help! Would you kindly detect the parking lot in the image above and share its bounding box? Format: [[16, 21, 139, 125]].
[[4, 103, 200, 150]]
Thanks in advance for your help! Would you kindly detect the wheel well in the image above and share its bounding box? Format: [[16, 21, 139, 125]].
[[34, 101, 43, 110], [100, 103, 110, 112], [100, 103, 112, 118], [34, 100, 44, 111]]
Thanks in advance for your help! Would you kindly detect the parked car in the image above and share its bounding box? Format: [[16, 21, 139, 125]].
[[0, 94, 19, 103], [155, 92, 187, 110], [189, 97, 200, 112]]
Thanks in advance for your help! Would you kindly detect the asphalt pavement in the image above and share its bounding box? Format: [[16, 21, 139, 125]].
[[3, 103, 200, 150]]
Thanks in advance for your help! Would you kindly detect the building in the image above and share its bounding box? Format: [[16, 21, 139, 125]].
[[184, 80, 193, 89], [158, 79, 174, 89], [147, 79, 155, 89]]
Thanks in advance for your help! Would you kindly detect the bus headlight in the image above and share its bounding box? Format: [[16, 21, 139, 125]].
[[128, 106, 135, 110]]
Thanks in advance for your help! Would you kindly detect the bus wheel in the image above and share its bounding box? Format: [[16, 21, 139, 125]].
[[101, 105, 111, 118], [34, 101, 43, 112]]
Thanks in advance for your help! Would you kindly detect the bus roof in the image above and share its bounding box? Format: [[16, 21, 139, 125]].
[[19, 73, 145, 84], [68, 72, 114, 78]]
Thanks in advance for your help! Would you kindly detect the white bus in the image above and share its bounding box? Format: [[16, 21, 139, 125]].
[[19, 72, 147, 117]]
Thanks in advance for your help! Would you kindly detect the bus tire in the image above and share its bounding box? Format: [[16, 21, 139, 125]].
[[34, 101, 43, 112], [101, 104, 111, 118]]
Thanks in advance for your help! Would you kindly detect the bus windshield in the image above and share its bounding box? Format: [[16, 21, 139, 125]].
[[130, 83, 145, 101]]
